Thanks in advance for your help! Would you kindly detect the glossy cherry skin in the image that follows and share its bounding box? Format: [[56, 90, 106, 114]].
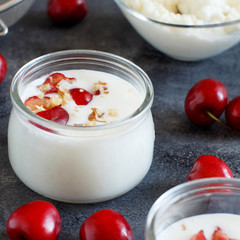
[[69, 88, 93, 105], [185, 79, 228, 126], [37, 106, 69, 125], [48, 0, 87, 26], [190, 230, 206, 240], [6, 200, 61, 240], [187, 155, 233, 181], [225, 96, 240, 131], [0, 53, 7, 84], [79, 209, 133, 240]]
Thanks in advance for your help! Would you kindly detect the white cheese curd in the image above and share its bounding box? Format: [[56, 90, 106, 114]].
[[123, 0, 240, 25], [8, 61, 155, 203], [118, 0, 240, 60], [156, 213, 240, 239]]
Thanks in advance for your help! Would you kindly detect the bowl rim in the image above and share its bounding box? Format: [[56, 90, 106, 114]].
[[114, 0, 240, 28]]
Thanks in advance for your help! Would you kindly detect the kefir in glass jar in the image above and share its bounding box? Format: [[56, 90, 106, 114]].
[[145, 178, 240, 240], [8, 50, 155, 203]]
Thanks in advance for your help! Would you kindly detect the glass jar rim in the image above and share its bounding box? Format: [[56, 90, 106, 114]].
[[10, 49, 154, 133], [145, 177, 240, 240]]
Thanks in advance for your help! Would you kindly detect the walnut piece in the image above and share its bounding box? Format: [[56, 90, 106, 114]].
[[93, 81, 109, 95], [88, 108, 106, 123]]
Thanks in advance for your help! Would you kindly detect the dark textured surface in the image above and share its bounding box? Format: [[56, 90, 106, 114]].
[[1, 0, 240, 239]]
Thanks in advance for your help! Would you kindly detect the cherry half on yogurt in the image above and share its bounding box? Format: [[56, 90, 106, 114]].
[[24, 96, 51, 111], [187, 155, 233, 181], [190, 230, 206, 240], [191, 227, 236, 240], [185, 78, 228, 126], [69, 88, 93, 105], [44, 72, 75, 87], [37, 106, 69, 125]]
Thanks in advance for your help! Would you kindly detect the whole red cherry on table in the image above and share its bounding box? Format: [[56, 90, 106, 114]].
[[48, 0, 87, 25], [79, 209, 133, 240], [0, 53, 7, 84], [225, 96, 240, 131], [187, 155, 233, 181], [6, 200, 61, 240], [185, 78, 228, 126]]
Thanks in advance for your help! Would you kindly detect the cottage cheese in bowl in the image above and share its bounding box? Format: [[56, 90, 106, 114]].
[[116, 0, 240, 61], [8, 50, 155, 203]]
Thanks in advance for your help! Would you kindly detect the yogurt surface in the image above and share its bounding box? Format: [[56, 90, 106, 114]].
[[156, 213, 240, 239], [21, 69, 143, 126]]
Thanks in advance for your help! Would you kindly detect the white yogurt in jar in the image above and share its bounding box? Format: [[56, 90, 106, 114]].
[[8, 60, 155, 203], [21, 69, 143, 126], [118, 0, 240, 61], [156, 213, 240, 239]]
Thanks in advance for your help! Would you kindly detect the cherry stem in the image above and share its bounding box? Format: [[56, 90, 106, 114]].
[[205, 111, 240, 134]]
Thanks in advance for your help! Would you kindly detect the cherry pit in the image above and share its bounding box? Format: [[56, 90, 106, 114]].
[[185, 78, 240, 133]]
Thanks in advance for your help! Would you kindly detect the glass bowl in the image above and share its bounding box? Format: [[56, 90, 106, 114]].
[[145, 178, 240, 239], [114, 0, 240, 61], [0, 0, 34, 36]]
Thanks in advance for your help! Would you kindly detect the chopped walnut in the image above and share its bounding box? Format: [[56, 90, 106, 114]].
[[108, 109, 118, 117], [37, 83, 52, 93], [58, 86, 71, 105], [181, 224, 187, 231], [48, 95, 62, 108], [38, 93, 44, 99], [88, 108, 106, 123], [93, 81, 109, 95], [84, 121, 97, 126]]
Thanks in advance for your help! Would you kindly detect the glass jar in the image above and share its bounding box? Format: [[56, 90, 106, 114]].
[[8, 50, 155, 203], [145, 178, 240, 239]]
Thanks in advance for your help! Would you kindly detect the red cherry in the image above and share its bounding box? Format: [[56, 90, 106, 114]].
[[24, 96, 51, 111], [37, 106, 69, 125], [190, 230, 207, 240], [6, 200, 61, 240], [45, 86, 59, 95], [187, 155, 233, 181], [185, 79, 228, 126], [212, 227, 231, 240], [225, 96, 240, 131], [79, 209, 133, 240], [47, 0, 87, 26], [69, 88, 93, 105], [0, 53, 7, 84], [44, 72, 75, 87]]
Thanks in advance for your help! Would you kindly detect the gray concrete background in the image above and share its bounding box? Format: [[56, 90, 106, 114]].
[[1, 0, 240, 239]]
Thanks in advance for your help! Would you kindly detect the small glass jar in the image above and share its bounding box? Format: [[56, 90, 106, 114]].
[[145, 178, 240, 239], [8, 50, 155, 203]]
